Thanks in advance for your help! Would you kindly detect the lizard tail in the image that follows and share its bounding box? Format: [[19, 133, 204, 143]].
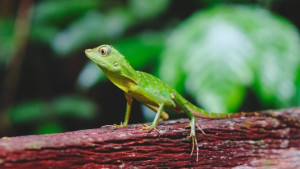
[[185, 102, 300, 127], [185, 101, 231, 119], [185, 100, 272, 119]]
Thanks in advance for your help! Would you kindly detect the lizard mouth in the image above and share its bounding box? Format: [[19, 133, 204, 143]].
[[84, 49, 99, 62]]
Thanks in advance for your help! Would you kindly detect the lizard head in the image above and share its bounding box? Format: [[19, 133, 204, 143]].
[[85, 44, 138, 84], [85, 44, 124, 73]]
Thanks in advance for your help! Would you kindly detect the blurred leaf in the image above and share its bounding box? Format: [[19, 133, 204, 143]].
[[36, 122, 64, 134], [52, 95, 97, 119], [52, 9, 133, 56], [77, 61, 105, 90], [295, 69, 300, 106], [202, 0, 257, 4], [33, 0, 100, 25], [0, 18, 14, 66], [160, 5, 300, 112], [31, 0, 100, 44], [202, 0, 279, 5], [113, 31, 166, 69], [30, 25, 59, 44], [9, 101, 48, 124], [129, 0, 170, 20], [50, 0, 170, 56], [9, 95, 97, 125]]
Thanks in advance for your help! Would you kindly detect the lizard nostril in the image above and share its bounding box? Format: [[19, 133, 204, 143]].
[[85, 49, 92, 53]]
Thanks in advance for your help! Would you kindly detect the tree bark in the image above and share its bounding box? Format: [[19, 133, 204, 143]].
[[0, 108, 300, 169]]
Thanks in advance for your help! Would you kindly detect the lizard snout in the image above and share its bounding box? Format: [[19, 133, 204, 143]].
[[85, 49, 92, 54]]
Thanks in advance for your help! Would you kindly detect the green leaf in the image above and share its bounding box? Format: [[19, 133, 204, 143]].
[[52, 95, 97, 119], [295, 68, 300, 106], [77, 61, 105, 90], [51, 9, 133, 56], [30, 25, 59, 44], [201, 0, 280, 6], [49, 0, 170, 56], [31, 0, 100, 44], [36, 122, 64, 134], [0, 18, 14, 66], [128, 0, 170, 20], [9, 95, 97, 124], [9, 101, 48, 124], [113, 31, 166, 69], [33, 0, 100, 25], [160, 5, 300, 112]]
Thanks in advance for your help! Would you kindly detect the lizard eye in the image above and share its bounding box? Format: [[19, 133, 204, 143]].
[[98, 46, 111, 56], [98, 48, 107, 56]]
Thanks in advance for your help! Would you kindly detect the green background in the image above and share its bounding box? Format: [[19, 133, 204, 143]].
[[1, 0, 300, 136]]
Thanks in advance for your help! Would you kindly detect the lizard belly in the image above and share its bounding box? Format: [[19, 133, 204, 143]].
[[127, 90, 173, 120], [127, 88, 175, 108], [128, 90, 158, 107]]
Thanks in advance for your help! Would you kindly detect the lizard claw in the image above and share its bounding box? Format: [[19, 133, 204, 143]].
[[187, 134, 199, 162], [184, 124, 191, 129], [113, 123, 127, 128], [140, 124, 153, 130], [186, 124, 206, 134], [140, 124, 160, 134], [196, 124, 206, 135]]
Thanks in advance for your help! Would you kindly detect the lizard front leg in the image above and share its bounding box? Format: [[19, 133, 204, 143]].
[[114, 93, 133, 127], [141, 103, 164, 131]]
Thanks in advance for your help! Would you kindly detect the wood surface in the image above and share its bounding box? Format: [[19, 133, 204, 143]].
[[0, 108, 300, 168]]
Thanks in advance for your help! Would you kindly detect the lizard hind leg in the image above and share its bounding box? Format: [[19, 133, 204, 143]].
[[188, 117, 199, 161], [170, 93, 200, 161]]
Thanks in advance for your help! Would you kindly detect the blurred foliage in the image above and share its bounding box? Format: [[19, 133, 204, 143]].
[[0, 18, 14, 66], [1, 0, 300, 135], [160, 5, 300, 112], [31, 0, 101, 46], [8, 95, 97, 134], [31, 0, 169, 56]]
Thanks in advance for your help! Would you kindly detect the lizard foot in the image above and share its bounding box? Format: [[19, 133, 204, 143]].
[[113, 123, 127, 128], [140, 124, 160, 134], [140, 124, 153, 130], [187, 134, 199, 162], [184, 124, 190, 128], [185, 124, 206, 134]]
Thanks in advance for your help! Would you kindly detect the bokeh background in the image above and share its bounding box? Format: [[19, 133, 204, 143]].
[[1, 0, 300, 137]]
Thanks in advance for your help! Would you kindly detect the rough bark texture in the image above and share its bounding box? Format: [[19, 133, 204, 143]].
[[0, 108, 300, 169]]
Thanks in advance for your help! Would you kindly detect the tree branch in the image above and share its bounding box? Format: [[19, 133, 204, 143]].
[[1, 108, 300, 168]]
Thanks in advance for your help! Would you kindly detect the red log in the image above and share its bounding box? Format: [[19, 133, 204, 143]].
[[0, 108, 300, 168]]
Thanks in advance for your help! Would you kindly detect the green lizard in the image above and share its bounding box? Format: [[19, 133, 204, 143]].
[[84, 44, 298, 161]]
